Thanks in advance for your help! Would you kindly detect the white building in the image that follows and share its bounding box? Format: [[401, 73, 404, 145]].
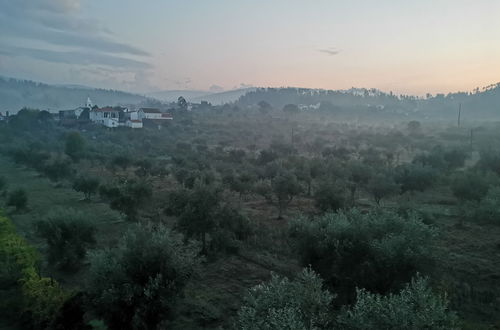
[[126, 119, 143, 128], [138, 108, 173, 120], [138, 108, 162, 120], [90, 107, 121, 128]]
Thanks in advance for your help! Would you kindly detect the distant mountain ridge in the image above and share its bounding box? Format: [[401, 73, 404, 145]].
[[0, 77, 154, 113], [148, 87, 256, 105]]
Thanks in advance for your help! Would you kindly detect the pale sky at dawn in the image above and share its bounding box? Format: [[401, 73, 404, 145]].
[[1, 0, 499, 95]]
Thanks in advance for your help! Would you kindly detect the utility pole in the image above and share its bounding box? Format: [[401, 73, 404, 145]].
[[457, 103, 461, 128]]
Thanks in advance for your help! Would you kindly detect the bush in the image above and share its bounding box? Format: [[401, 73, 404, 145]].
[[289, 209, 437, 302], [65, 131, 85, 162], [337, 276, 458, 329], [88, 224, 201, 329], [100, 181, 152, 221], [236, 268, 334, 330], [167, 184, 252, 254], [394, 163, 437, 194], [0, 214, 69, 327], [36, 209, 96, 271], [7, 188, 27, 211], [73, 176, 100, 200], [366, 173, 400, 205], [451, 171, 489, 202], [464, 186, 500, 225], [313, 179, 347, 212]]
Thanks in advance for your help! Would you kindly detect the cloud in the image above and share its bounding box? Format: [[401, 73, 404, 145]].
[[0, 46, 152, 69], [318, 47, 341, 56], [0, 0, 152, 91]]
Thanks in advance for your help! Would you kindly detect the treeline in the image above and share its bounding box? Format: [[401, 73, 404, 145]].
[[236, 84, 500, 120]]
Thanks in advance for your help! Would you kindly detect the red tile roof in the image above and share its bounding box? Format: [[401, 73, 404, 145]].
[[161, 113, 173, 118]]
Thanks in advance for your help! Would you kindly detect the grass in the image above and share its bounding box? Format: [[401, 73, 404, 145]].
[[0, 155, 125, 287]]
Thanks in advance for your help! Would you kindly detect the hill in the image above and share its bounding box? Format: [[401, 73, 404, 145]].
[[148, 88, 256, 105], [0, 77, 154, 113], [236, 84, 500, 120]]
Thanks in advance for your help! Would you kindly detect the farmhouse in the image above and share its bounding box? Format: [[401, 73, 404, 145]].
[[89, 107, 122, 128], [138, 108, 162, 120]]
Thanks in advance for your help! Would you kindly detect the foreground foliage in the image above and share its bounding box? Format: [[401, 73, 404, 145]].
[[289, 209, 438, 301], [337, 276, 459, 329], [236, 268, 334, 330], [87, 223, 201, 330], [0, 212, 70, 327]]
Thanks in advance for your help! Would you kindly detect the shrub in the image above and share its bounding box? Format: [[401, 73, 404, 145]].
[[289, 209, 437, 302], [7, 189, 27, 211], [337, 276, 459, 329], [0, 214, 69, 327], [464, 187, 500, 225], [366, 173, 400, 205], [36, 209, 96, 271], [88, 224, 201, 329], [236, 268, 334, 330], [73, 176, 100, 200], [394, 163, 437, 194], [313, 179, 347, 212], [451, 171, 489, 202], [65, 131, 85, 162]]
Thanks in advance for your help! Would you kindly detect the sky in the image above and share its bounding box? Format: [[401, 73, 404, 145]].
[[1, 0, 499, 95]]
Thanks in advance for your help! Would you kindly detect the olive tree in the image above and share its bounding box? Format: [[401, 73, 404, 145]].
[[337, 276, 458, 329], [36, 208, 95, 271], [88, 224, 200, 330], [289, 209, 437, 302], [72, 176, 100, 201], [236, 268, 334, 330]]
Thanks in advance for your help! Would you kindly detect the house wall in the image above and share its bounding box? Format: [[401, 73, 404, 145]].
[[126, 120, 143, 128]]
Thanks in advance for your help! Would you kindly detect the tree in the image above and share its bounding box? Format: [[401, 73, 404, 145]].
[[256, 171, 302, 219], [313, 179, 347, 212], [366, 173, 400, 205], [177, 96, 188, 110], [337, 276, 458, 329], [36, 209, 96, 271], [451, 171, 489, 202], [100, 181, 152, 221], [176, 184, 220, 252], [407, 120, 421, 135], [65, 131, 85, 162], [42, 157, 74, 182], [394, 163, 437, 194], [72, 176, 100, 201], [236, 268, 334, 330], [282, 104, 300, 115], [88, 224, 200, 329], [346, 161, 372, 205], [7, 189, 27, 211], [0, 176, 7, 196], [464, 186, 500, 225], [258, 101, 272, 114], [289, 209, 437, 302]]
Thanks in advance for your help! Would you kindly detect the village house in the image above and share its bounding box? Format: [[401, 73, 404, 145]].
[[138, 108, 173, 120], [89, 106, 122, 128], [59, 97, 92, 121]]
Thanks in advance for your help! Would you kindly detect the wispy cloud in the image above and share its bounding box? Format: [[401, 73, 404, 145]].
[[0, 46, 152, 70], [318, 47, 341, 56], [0, 0, 152, 89]]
